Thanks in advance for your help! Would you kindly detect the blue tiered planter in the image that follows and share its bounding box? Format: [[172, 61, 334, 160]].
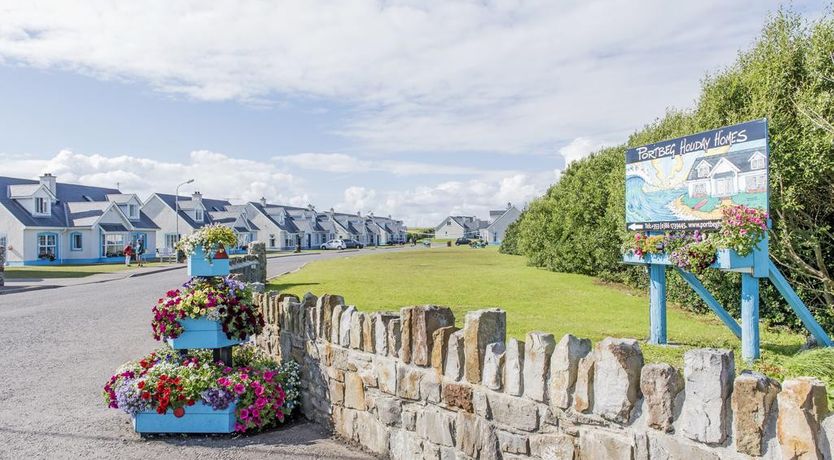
[[187, 246, 230, 277], [133, 402, 237, 434], [167, 317, 245, 349]]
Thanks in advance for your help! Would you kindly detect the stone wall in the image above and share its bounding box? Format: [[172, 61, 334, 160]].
[[252, 292, 834, 460], [229, 242, 267, 284]]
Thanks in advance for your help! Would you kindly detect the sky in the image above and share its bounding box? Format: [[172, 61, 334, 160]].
[[0, 1, 824, 226]]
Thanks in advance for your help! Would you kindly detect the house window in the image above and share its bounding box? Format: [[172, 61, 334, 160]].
[[128, 204, 138, 219], [750, 155, 765, 170], [35, 197, 49, 214], [285, 236, 294, 247], [697, 164, 710, 178], [0, 233, 7, 249], [748, 174, 767, 192], [70, 232, 83, 251], [37, 233, 57, 260], [269, 234, 276, 248], [101, 233, 125, 258], [164, 234, 180, 249], [195, 209, 204, 222]]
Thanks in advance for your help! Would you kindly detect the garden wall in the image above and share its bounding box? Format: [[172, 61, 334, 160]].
[[252, 292, 834, 460], [229, 242, 267, 284]]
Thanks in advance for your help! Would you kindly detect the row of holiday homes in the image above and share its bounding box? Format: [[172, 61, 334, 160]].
[[433, 203, 521, 244], [0, 174, 407, 265]]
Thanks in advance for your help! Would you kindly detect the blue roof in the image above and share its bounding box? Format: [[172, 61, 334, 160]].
[[0, 176, 120, 228]]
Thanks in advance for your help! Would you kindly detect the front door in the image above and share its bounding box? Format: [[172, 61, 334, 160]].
[[306, 234, 311, 248], [714, 176, 736, 197]]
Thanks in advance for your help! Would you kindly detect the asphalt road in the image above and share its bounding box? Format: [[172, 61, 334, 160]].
[[0, 249, 398, 459]]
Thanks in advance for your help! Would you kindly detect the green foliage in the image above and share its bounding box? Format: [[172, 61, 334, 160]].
[[783, 348, 834, 408], [512, 9, 834, 332], [498, 220, 521, 255]]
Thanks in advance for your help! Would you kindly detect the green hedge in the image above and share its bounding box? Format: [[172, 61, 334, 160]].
[[503, 10, 834, 333]]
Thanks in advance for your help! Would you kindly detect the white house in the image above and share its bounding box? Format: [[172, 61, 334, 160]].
[[479, 204, 522, 244], [686, 148, 767, 199], [141, 191, 255, 254], [0, 174, 158, 265], [434, 215, 487, 240]]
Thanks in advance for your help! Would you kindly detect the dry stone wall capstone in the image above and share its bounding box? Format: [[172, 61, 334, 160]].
[[252, 291, 834, 460]]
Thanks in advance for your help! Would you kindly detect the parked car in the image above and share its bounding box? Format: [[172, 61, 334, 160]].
[[342, 239, 364, 249], [454, 237, 472, 246], [321, 239, 345, 250]]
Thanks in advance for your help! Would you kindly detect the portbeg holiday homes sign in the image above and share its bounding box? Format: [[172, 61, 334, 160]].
[[625, 119, 768, 231]]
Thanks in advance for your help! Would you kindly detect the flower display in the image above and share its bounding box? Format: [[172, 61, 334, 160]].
[[176, 224, 238, 262], [717, 204, 768, 256], [622, 204, 768, 273], [103, 345, 300, 431], [152, 276, 264, 341]]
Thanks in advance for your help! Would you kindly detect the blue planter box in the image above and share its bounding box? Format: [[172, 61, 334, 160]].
[[167, 317, 245, 350], [133, 401, 236, 433], [187, 246, 230, 277], [622, 249, 756, 272]]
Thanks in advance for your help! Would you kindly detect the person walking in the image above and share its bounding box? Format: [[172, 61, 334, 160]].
[[123, 242, 134, 267], [135, 238, 146, 267]]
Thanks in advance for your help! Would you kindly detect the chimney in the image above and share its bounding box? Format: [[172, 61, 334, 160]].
[[357, 211, 361, 217], [39, 173, 57, 196], [329, 207, 335, 214], [507, 201, 512, 209], [192, 191, 203, 205], [260, 197, 267, 207]]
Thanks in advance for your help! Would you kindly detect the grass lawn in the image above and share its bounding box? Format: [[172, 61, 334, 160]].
[[4, 262, 172, 279], [268, 246, 806, 374]]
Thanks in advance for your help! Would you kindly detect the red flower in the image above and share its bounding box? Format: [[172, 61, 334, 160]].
[[173, 407, 185, 418], [141, 392, 151, 400], [137, 381, 145, 390]]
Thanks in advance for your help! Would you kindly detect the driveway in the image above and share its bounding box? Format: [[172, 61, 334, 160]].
[[0, 249, 407, 459]]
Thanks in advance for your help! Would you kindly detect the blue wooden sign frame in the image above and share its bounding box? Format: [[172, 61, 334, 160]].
[[623, 120, 832, 362]]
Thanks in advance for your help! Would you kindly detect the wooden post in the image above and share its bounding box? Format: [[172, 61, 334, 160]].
[[741, 273, 760, 361], [649, 264, 667, 344]]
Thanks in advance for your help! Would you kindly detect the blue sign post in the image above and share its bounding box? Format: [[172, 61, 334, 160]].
[[623, 119, 831, 361]]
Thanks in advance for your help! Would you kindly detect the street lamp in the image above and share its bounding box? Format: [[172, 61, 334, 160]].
[[175, 179, 195, 250]]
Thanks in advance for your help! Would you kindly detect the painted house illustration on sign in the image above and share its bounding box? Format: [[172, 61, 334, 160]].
[[686, 148, 767, 200]]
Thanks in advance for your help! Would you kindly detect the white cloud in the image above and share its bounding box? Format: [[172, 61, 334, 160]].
[[338, 169, 559, 227], [0, 0, 801, 154], [274, 153, 484, 176], [0, 149, 309, 206], [558, 137, 614, 165]]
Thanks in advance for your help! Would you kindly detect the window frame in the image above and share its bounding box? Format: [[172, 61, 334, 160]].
[[101, 232, 126, 258], [164, 233, 180, 249], [34, 197, 50, 215], [195, 209, 204, 222], [37, 232, 58, 260], [70, 232, 83, 251]]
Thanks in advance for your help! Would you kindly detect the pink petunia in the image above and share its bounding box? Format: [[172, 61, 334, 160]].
[[256, 397, 267, 409], [240, 408, 250, 420], [234, 383, 245, 395]]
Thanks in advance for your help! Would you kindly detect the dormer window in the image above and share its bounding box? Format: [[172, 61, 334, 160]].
[[128, 204, 139, 219], [35, 197, 49, 215], [750, 153, 765, 170], [195, 209, 204, 222], [697, 162, 711, 178]]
